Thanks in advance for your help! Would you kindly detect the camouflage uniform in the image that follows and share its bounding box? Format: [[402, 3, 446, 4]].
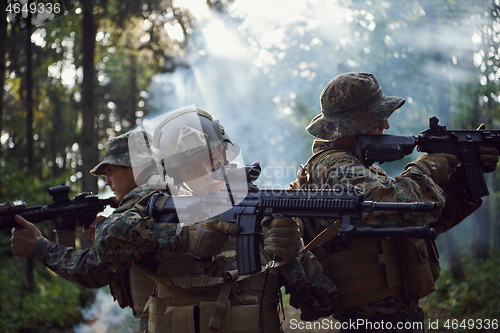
[[94, 188, 338, 331], [92, 107, 338, 332], [31, 131, 159, 332], [92, 108, 283, 333], [293, 73, 481, 333]]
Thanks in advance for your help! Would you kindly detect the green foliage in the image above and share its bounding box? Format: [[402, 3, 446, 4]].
[[2, 0, 500, 330], [0, 258, 95, 333], [423, 254, 500, 332], [1, 162, 73, 205]]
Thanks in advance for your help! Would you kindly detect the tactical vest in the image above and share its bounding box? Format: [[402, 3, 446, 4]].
[[293, 149, 440, 312], [109, 265, 156, 319], [108, 191, 159, 320], [142, 193, 282, 333]]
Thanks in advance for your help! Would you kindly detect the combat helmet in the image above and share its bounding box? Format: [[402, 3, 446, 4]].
[[151, 106, 240, 185], [306, 72, 405, 140]]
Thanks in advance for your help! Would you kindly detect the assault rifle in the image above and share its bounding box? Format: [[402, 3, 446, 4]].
[[355, 116, 500, 200], [149, 162, 438, 275], [0, 185, 116, 247]]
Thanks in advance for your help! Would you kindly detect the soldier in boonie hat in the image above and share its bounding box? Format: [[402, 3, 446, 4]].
[[306, 72, 405, 140], [91, 132, 134, 176]]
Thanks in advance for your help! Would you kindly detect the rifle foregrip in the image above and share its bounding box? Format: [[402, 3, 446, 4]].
[[0, 207, 49, 230]]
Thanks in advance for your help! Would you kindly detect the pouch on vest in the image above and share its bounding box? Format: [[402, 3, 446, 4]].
[[199, 301, 260, 333], [147, 297, 260, 333], [323, 238, 403, 310], [109, 278, 131, 309], [129, 264, 156, 318], [394, 237, 439, 299], [164, 304, 197, 333]]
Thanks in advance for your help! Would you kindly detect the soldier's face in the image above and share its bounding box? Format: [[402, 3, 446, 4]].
[[103, 165, 137, 202], [175, 148, 226, 196], [367, 119, 390, 135]]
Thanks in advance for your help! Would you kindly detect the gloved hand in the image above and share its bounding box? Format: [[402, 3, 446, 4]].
[[11, 215, 42, 258], [476, 123, 499, 173], [406, 153, 458, 184], [180, 219, 240, 257], [479, 146, 498, 173], [262, 217, 301, 261]]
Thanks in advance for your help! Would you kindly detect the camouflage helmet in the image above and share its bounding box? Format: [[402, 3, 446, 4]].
[[151, 107, 239, 182], [306, 72, 405, 140], [90, 130, 152, 176]]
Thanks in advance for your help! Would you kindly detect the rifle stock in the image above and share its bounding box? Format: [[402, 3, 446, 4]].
[[1, 185, 115, 247], [356, 117, 500, 199]]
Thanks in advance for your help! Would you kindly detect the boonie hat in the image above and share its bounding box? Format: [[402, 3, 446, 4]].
[[306, 72, 405, 140], [90, 130, 150, 176]]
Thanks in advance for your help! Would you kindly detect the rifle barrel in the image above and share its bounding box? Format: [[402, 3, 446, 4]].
[[360, 201, 437, 212], [340, 225, 437, 240]]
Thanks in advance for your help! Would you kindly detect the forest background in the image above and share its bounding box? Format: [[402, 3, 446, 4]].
[[1, 0, 500, 332]]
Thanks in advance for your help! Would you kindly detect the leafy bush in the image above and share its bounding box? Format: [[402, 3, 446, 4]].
[[0, 258, 95, 333], [423, 254, 500, 332]]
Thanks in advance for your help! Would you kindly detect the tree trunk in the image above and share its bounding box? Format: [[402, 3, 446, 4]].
[[128, 54, 138, 128], [473, 198, 490, 259], [0, 0, 6, 192], [423, 0, 467, 279], [81, 1, 98, 195], [26, 29, 33, 171], [423, 2, 449, 125], [443, 231, 465, 281], [80, 1, 99, 249], [24, 20, 36, 291]]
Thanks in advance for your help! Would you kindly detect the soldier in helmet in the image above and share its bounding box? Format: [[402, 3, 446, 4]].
[[12, 122, 248, 332], [11, 130, 163, 331], [94, 106, 338, 332], [12, 107, 336, 332], [290, 72, 499, 332], [90, 107, 285, 332]]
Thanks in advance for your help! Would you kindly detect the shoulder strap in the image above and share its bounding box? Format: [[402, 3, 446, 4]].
[[292, 149, 341, 262], [292, 149, 339, 189], [113, 189, 161, 214], [300, 220, 342, 256]]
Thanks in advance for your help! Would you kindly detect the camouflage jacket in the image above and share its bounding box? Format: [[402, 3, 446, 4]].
[[294, 140, 481, 321], [31, 185, 178, 288]]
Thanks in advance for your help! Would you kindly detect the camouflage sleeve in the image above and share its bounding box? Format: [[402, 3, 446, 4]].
[[95, 201, 180, 270], [312, 151, 446, 228], [279, 252, 338, 321], [31, 238, 126, 288]]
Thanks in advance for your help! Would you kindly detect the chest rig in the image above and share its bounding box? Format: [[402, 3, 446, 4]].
[[293, 149, 440, 313], [141, 192, 282, 333], [108, 191, 159, 320]]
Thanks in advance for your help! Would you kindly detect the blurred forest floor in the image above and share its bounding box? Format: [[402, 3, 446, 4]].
[[1, 253, 499, 332]]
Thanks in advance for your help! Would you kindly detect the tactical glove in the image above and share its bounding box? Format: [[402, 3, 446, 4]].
[[262, 217, 301, 261], [180, 219, 240, 257], [479, 146, 499, 173], [475, 123, 499, 173], [406, 153, 458, 185]]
